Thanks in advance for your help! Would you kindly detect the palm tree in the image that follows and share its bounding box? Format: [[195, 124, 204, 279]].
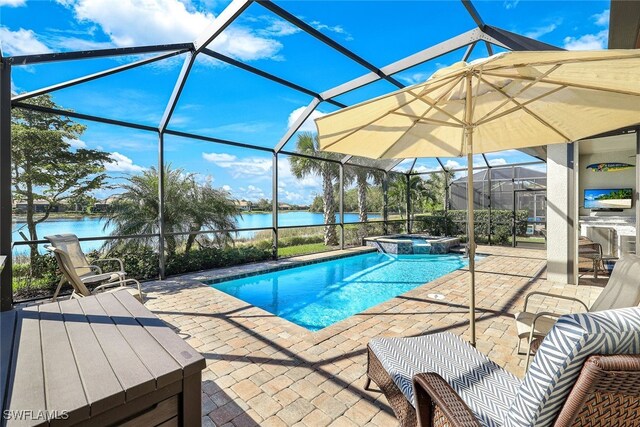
[[422, 169, 454, 212], [183, 177, 239, 252], [289, 133, 343, 246], [388, 174, 428, 218], [103, 166, 240, 256], [349, 164, 384, 222]]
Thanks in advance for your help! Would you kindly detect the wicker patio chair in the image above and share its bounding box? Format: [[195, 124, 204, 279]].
[[46, 233, 126, 301], [366, 307, 640, 427], [514, 253, 640, 366]]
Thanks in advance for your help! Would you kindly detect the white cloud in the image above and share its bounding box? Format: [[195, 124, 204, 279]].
[[46, 35, 113, 51], [397, 72, 431, 85], [202, 152, 236, 163], [0, 27, 51, 55], [222, 184, 232, 192], [397, 64, 446, 85], [202, 152, 272, 178], [282, 190, 304, 203], [443, 160, 462, 170], [257, 17, 300, 37], [0, 0, 26, 6], [503, 0, 520, 10], [593, 9, 609, 27], [65, 138, 87, 149], [309, 20, 353, 41], [106, 152, 145, 173], [562, 9, 609, 51], [413, 165, 434, 174], [524, 23, 559, 39], [563, 29, 608, 50], [287, 106, 326, 133], [488, 158, 507, 166], [234, 184, 266, 201], [57, 0, 285, 62], [208, 121, 273, 134]]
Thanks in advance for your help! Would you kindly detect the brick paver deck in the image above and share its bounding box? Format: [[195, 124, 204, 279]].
[[142, 246, 604, 427]]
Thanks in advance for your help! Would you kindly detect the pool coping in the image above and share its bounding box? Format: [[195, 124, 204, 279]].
[[204, 246, 379, 284], [164, 246, 377, 286], [192, 246, 491, 343]]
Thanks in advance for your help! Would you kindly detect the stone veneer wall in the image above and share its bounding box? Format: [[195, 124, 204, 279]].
[[364, 235, 460, 255]]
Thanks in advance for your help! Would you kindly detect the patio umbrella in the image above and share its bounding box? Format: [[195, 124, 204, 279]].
[[315, 49, 640, 345]]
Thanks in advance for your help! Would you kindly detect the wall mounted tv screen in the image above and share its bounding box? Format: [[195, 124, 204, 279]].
[[584, 188, 633, 209]]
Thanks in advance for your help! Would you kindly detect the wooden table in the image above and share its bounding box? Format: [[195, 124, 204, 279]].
[[1, 290, 206, 426]]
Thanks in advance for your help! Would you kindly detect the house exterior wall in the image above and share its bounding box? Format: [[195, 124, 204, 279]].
[[546, 143, 578, 284]]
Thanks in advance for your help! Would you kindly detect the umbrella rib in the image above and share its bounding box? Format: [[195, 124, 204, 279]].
[[476, 85, 566, 126], [479, 76, 571, 141], [410, 88, 466, 126], [389, 112, 463, 128], [475, 64, 562, 124], [321, 75, 463, 151], [481, 72, 640, 98], [319, 73, 462, 122], [377, 76, 466, 159]]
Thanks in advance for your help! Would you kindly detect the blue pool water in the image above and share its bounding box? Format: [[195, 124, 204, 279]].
[[210, 252, 468, 331]]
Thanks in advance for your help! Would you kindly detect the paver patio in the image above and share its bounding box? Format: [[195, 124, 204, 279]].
[[142, 245, 605, 427]]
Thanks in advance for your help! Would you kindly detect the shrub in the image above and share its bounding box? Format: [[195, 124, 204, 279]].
[[12, 244, 272, 301], [413, 209, 528, 245], [165, 245, 271, 276]]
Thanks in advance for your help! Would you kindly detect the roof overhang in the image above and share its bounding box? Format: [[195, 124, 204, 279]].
[[609, 1, 640, 49]]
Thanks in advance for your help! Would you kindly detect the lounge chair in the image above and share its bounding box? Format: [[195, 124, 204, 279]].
[[366, 307, 640, 427], [46, 245, 144, 303], [46, 233, 126, 301], [514, 254, 640, 366]]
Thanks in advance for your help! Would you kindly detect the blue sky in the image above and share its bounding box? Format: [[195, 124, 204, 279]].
[[1, 0, 610, 204]]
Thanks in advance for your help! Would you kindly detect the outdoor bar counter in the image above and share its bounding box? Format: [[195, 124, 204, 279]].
[[1, 289, 205, 426]]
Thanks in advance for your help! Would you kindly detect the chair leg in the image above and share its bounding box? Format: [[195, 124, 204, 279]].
[[364, 376, 372, 391], [51, 277, 66, 302], [526, 348, 533, 370]]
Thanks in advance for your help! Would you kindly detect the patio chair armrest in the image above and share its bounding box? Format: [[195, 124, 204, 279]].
[[413, 373, 481, 427], [94, 278, 141, 293], [93, 257, 125, 272], [523, 291, 589, 313], [86, 265, 103, 274], [528, 311, 564, 343]]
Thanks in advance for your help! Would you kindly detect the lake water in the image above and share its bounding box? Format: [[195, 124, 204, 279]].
[[12, 211, 381, 254]]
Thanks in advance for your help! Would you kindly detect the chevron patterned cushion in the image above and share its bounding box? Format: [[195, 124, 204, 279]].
[[505, 307, 640, 427], [368, 331, 521, 427]]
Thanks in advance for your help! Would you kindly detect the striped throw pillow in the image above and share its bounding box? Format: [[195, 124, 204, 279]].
[[505, 307, 640, 426]]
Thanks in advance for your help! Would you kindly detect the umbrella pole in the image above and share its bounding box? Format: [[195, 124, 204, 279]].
[[467, 148, 476, 346], [465, 73, 476, 347]]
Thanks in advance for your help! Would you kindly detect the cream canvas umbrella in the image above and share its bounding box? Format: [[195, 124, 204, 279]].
[[315, 49, 640, 345]]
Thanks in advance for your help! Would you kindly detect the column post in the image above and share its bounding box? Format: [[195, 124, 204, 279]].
[[0, 57, 12, 311], [272, 152, 278, 260], [405, 174, 411, 233], [339, 163, 345, 249], [635, 127, 640, 254], [383, 172, 389, 235], [158, 132, 166, 279]]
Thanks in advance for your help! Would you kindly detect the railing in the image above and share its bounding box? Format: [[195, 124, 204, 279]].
[[9, 218, 407, 303]]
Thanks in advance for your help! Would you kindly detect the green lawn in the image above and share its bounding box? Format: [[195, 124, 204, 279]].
[[278, 243, 332, 257], [514, 236, 546, 244]]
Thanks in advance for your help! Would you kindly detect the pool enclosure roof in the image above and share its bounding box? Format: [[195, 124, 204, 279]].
[[4, 0, 558, 175]]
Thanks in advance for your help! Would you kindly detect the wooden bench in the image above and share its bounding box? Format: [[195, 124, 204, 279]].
[[1, 290, 206, 426]]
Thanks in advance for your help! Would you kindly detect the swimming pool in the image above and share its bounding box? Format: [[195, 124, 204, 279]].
[[209, 252, 469, 331]]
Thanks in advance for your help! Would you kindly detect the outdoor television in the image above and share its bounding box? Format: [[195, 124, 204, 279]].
[[584, 188, 633, 209]]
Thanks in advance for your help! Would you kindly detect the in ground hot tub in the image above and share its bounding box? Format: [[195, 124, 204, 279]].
[[363, 234, 460, 255]]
